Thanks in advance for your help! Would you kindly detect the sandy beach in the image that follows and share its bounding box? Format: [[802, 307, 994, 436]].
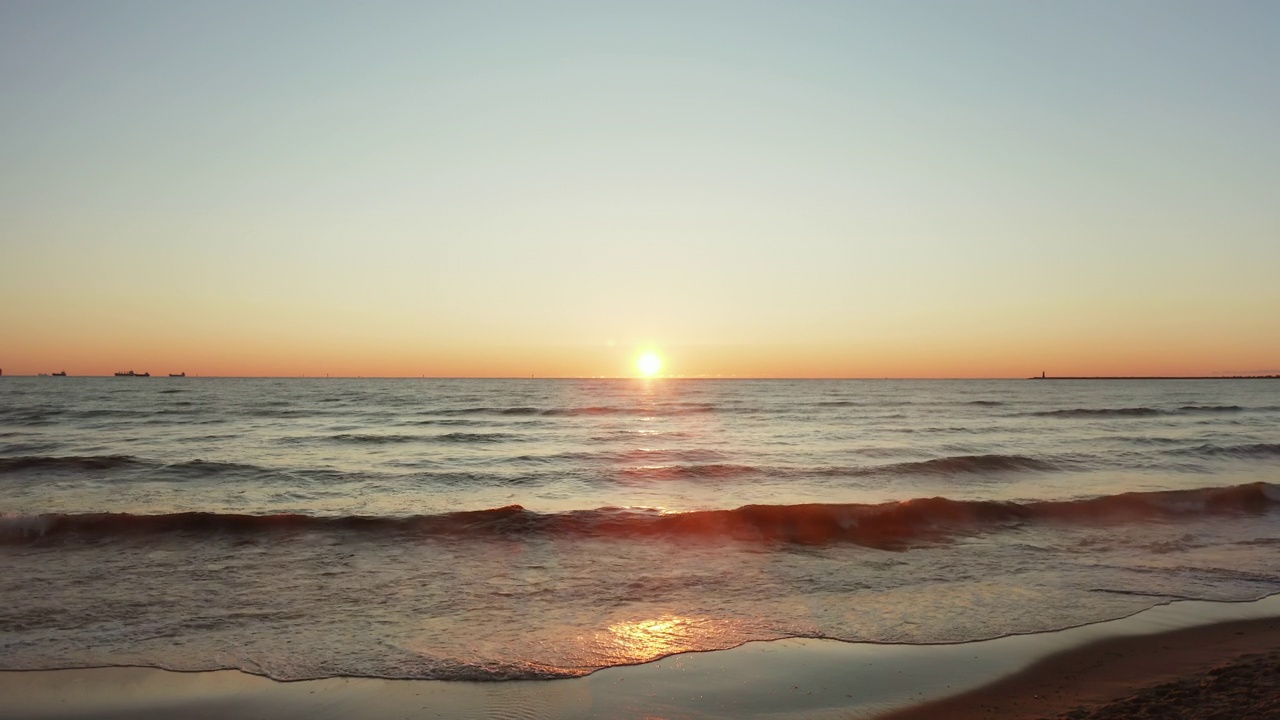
[[2, 595, 1277, 720], [883, 614, 1280, 720]]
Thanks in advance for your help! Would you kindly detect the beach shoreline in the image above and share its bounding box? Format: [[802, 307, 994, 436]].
[[3, 594, 1278, 719]]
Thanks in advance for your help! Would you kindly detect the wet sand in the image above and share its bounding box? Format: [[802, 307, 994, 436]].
[[2, 595, 1278, 719]]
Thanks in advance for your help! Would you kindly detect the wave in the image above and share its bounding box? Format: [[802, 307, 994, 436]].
[[877, 454, 1058, 475], [557, 448, 729, 464], [326, 434, 422, 444], [1181, 443, 1280, 459], [1032, 407, 1167, 418], [805, 454, 1062, 477], [518, 453, 1058, 479], [595, 454, 1060, 480], [425, 404, 720, 417], [161, 459, 266, 478], [246, 409, 312, 418], [436, 432, 521, 443], [0, 442, 61, 455], [0, 455, 351, 483], [0, 451, 1072, 487], [1031, 405, 1250, 419], [7, 482, 1274, 548], [68, 408, 148, 419], [618, 463, 758, 480], [323, 432, 521, 444], [542, 404, 717, 417], [0, 455, 143, 473], [0, 410, 58, 426], [498, 407, 541, 415]]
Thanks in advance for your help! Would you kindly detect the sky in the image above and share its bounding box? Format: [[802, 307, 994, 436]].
[[2, 1, 1278, 377]]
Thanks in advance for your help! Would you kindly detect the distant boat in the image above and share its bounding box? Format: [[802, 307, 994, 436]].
[[169, 372, 186, 377], [114, 371, 150, 377], [52, 371, 67, 376]]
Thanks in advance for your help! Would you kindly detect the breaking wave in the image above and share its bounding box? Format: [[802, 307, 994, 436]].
[[6, 482, 1275, 549]]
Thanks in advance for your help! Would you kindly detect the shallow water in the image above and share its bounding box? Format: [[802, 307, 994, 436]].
[[2, 378, 1278, 679]]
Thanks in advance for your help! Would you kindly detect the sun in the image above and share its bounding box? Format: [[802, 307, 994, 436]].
[[636, 352, 663, 377]]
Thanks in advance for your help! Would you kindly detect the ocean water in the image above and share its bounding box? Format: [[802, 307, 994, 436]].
[[1, 378, 1278, 681]]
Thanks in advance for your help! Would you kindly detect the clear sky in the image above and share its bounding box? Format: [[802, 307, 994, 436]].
[[2, 1, 1277, 377]]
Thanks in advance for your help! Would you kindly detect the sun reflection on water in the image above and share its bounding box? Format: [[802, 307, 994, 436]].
[[597, 615, 713, 665]]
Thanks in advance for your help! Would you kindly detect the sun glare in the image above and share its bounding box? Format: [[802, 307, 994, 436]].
[[637, 352, 662, 377]]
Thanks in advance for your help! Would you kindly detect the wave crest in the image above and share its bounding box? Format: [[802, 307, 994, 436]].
[[0, 455, 142, 473], [619, 463, 758, 480], [1031, 405, 1249, 418], [880, 454, 1058, 475], [1032, 407, 1166, 418], [6, 483, 1274, 549], [1182, 443, 1280, 459]]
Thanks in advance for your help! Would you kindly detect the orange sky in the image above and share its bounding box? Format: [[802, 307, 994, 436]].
[[3, 3, 1278, 378], [4, 325, 1277, 378]]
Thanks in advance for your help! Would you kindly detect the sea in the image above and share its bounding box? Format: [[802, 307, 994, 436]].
[[1, 377, 1278, 682]]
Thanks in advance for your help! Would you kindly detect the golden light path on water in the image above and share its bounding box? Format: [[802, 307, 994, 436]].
[[591, 615, 732, 667], [402, 612, 764, 678]]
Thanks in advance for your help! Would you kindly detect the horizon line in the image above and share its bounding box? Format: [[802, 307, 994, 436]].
[[4, 374, 1279, 381]]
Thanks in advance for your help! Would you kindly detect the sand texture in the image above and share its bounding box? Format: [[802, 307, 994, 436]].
[[882, 614, 1280, 720], [1046, 650, 1280, 720]]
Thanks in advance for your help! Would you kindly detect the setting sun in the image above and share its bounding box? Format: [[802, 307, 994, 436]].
[[637, 352, 663, 377]]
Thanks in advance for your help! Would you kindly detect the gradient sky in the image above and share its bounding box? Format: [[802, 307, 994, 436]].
[[2, 1, 1278, 377]]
